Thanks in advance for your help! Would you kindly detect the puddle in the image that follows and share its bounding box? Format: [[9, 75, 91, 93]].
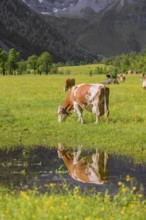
[[0, 146, 146, 196]]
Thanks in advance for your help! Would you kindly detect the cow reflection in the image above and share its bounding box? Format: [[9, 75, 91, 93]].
[[58, 145, 109, 185]]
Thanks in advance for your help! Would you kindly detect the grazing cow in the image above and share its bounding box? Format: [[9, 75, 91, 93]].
[[64, 78, 75, 92], [58, 83, 110, 124], [140, 73, 145, 80], [117, 74, 126, 83], [142, 78, 146, 90], [140, 73, 146, 90], [128, 70, 133, 74], [106, 73, 117, 79], [58, 144, 109, 185]]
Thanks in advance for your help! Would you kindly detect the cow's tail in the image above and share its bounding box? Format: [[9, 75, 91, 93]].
[[104, 86, 109, 123]]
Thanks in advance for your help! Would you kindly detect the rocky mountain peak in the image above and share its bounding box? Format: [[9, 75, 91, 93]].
[[21, 0, 135, 17]]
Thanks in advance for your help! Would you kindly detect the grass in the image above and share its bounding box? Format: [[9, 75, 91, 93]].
[[0, 69, 146, 220], [0, 72, 146, 163], [0, 179, 146, 220], [59, 63, 111, 75]]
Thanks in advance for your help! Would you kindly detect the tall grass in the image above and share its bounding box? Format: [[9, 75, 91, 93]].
[[0, 73, 146, 163], [0, 180, 146, 220]]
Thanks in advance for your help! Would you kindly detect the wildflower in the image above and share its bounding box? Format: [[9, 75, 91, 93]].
[[129, 203, 136, 208], [101, 207, 105, 211], [118, 181, 122, 186], [138, 194, 143, 198], [126, 175, 131, 181], [121, 187, 127, 193], [132, 186, 136, 191], [120, 210, 124, 215], [20, 191, 30, 201], [45, 200, 51, 208], [84, 217, 90, 220]]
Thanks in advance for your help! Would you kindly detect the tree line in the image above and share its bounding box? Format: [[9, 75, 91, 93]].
[[1, 47, 146, 76], [101, 50, 146, 74], [0, 48, 96, 76], [0, 48, 58, 75]]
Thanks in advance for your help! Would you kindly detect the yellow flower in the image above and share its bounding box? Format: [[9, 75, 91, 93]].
[[84, 217, 90, 220], [20, 191, 30, 201], [138, 194, 143, 198], [120, 210, 124, 215], [118, 181, 122, 186], [132, 186, 136, 191], [121, 187, 127, 193], [129, 203, 136, 208], [101, 207, 105, 211], [45, 200, 51, 208], [126, 175, 131, 181]]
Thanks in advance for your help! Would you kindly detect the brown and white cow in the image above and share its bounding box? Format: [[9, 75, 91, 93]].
[[64, 78, 75, 92], [117, 74, 126, 83], [140, 74, 146, 90], [58, 83, 109, 124], [142, 78, 146, 90], [58, 144, 109, 185]]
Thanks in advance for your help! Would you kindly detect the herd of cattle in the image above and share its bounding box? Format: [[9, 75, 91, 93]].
[[58, 72, 146, 123]]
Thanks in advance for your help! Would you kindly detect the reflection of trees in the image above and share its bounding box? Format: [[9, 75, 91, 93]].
[[58, 144, 109, 185]]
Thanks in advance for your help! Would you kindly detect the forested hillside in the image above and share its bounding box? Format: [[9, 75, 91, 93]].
[[0, 0, 96, 62]]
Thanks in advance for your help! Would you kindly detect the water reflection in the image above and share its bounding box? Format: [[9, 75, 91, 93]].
[[0, 146, 146, 195], [58, 144, 109, 185]]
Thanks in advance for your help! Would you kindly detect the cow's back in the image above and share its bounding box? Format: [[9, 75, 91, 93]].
[[72, 84, 109, 115], [72, 84, 104, 105]]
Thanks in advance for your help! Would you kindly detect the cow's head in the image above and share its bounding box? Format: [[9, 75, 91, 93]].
[[58, 105, 69, 122]]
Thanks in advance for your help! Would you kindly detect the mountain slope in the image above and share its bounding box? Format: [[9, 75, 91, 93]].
[[47, 0, 146, 56], [1, 0, 146, 59], [0, 0, 95, 62]]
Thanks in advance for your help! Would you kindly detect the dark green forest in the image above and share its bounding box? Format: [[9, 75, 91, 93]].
[[0, 0, 95, 63], [1, 47, 146, 75]]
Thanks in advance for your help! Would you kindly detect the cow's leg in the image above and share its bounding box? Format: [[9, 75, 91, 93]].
[[104, 110, 109, 123], [92, 102, 100, 124], [92, 151, 99, 165], [103, 152, 108, 173], [73, 150, 81, 164], [91, 150, 101, 180], [73, 102, 83, 123]]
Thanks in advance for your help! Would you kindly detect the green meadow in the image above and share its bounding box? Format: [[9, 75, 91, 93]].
[[0, 64, 146, 220], [0, 68, 146, 162]]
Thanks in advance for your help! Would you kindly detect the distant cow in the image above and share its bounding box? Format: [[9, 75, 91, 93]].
[[117, 74, 126, 83], [58, 83, 109, 124], [58, 144, 109, 185], [64, 78, 75, 92], [142, 78, 146, 90], [140, 74, 146, 90], [140, 73, 145, 80], [106, 73, 117, 79]]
